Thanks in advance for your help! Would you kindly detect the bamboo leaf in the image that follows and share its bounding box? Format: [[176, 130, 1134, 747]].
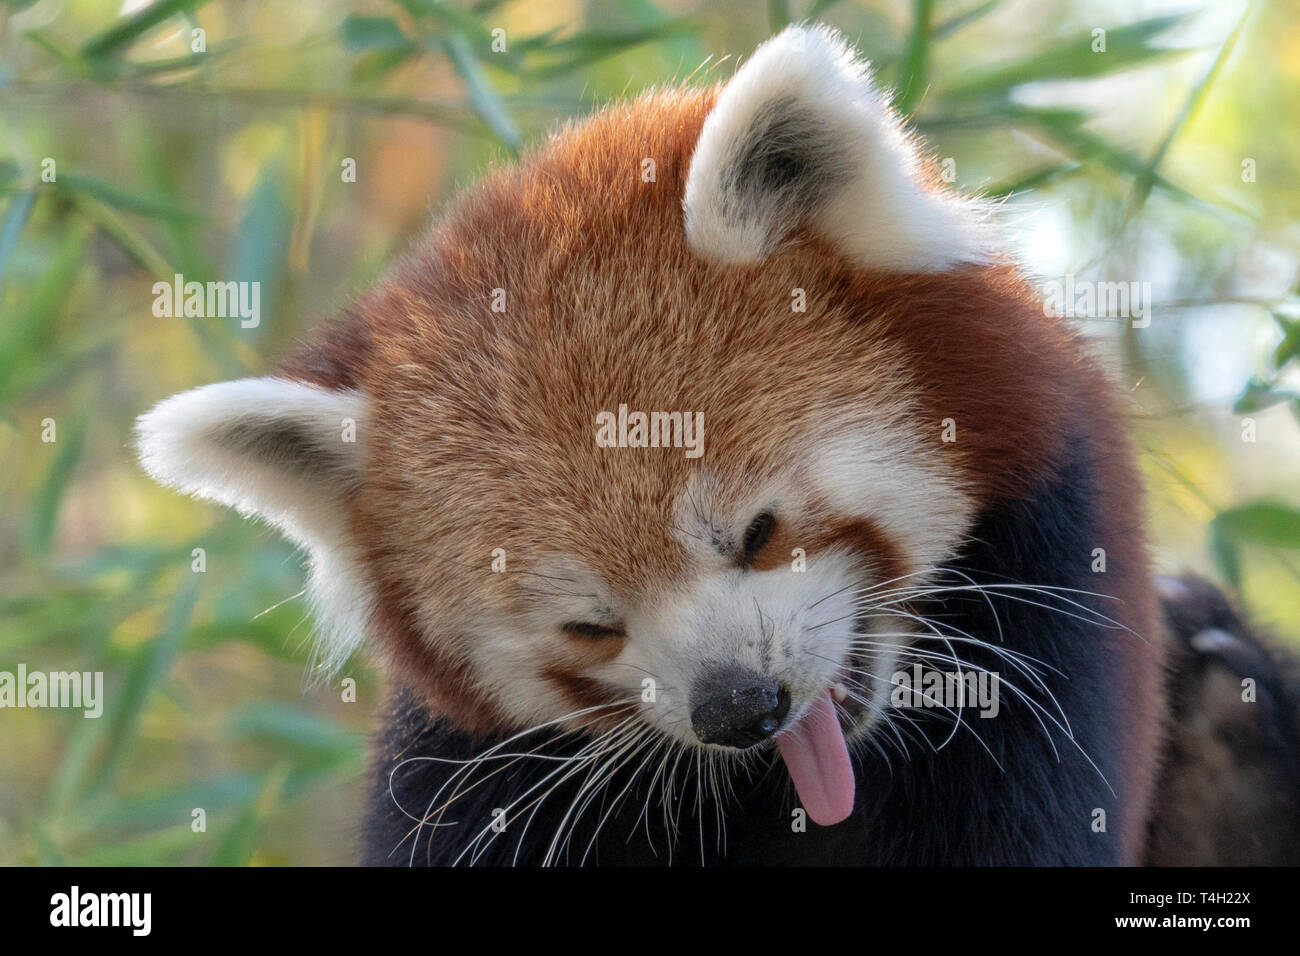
[[227, 703, 360, 769], [1130, 8, 1249, 213], [983, 161, 1083, 198], [767, 0, 790, 32], [1233, 377, 1299, 414], [396, 0, 494, 47], [57, 171, 202, 222], [894, 0, 936, 115], [206, 763, 290, 866], [77, 824, 201, 866], [0, 219, 90, 401], [1017, 107, 1253, 223], [83, 578, 200, 798], [0, 189, 36, 286], [808, 0, 846, 18], [67, 191, 179, 276], [518, 21, 698, 80], [1273, 312, 1300, 368], [437, 32, 521, 153], [25, 408, 87, 558], [229, 159, 290, 342], [933, 0, 1002, 41], [1209, 521, 1242, 590], [942, 13, 1193, 100], [340, 14, 413, 54], [1213, 503, 1300, 550], [81, 0, 213, 59]]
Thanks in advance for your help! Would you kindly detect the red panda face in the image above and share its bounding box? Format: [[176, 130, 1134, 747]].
[[137, 25, 1069, 827]]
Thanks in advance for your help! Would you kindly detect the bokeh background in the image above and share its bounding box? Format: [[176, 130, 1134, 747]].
[[1, 0, 1298, 865]]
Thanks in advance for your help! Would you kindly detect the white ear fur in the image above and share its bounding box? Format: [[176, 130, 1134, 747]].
[[684, 23, 993, 272], [135, 377, 371, 672]]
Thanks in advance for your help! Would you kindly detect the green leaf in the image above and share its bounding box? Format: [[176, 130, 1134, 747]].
[[942, 13, 1193, 100], [983, 161, 1083, 199], [1272, 312, 1300, 369], [893, 0, 936, 115], [229, 159, 290, 342], [57, 171, 202, 222], [66, 190, 179, 276], [121, 46, 235, 78], [396, 0, 494, 47], [340, 14, 413, 54], [349, 47, 419, 84], [77, 824, 200, 866], [0, 188, 36, 286], [207, 764, 290, 866], [226, 704, 361, 775], [808, 0, 847, 18], [1017, 107, 1252, 223], [1233, 377, 1299, 415], [0, 219, 90, 401], [29, 822, 68, 866], [517, 21, 698, 80], [767, 0, 790, 32], [21, 29, 88, 73], [81, 0, 213, 59], [933, 0, 1003, 42], [437, 32, 521, 153], [1213, 502, 1300, 550], [1209, 521, 1242, 591], [25, 409, 87, 558], [82, 578, 201, 799], [1129, 8, 1249, 214], [94, 773, 263, 830]]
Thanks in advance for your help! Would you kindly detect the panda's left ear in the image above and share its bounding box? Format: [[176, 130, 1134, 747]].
[[135, 377, 365, 532], [683, 23, 993, 273], [135, 377, 371, 671]]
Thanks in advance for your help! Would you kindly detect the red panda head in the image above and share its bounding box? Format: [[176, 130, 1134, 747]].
[[138, 25, 1080, 826]]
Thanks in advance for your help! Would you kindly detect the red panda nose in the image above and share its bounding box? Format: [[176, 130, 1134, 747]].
[[690, 668, 792, 749]]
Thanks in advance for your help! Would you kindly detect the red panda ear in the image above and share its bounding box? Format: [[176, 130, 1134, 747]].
[[135, 377, 370, 671], [683, 23, 993, 273]]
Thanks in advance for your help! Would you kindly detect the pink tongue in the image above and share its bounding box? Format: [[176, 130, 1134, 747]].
[[777, 690, 855, 826]]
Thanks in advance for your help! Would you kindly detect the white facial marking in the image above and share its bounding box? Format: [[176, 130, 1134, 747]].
[[811, 426, 976, 572]]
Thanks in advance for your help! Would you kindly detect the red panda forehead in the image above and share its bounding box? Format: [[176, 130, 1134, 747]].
[[354, 88, 958, 596], [368, 83, 934, 412]]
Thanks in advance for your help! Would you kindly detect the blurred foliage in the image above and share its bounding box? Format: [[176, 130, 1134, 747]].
[[0, 0, 1298, 865]]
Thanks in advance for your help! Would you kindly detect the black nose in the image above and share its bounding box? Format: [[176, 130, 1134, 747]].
[[690, 667, 791, 749]]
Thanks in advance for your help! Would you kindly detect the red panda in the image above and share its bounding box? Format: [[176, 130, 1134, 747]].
[[136, 24, 1298, 865]]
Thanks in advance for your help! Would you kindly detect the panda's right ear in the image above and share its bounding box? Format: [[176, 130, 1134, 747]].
[[135, 376, 371, 670], [683, 23, 993, 273]]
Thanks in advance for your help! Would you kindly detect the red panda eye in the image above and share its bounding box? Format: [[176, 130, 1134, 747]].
[[562, 622, 625, 640], [741, 511, 777, 566]]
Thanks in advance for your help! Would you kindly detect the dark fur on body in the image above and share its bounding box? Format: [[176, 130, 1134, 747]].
[[363, 434, 1152, 866], [1146, 576, 1300, 865]]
